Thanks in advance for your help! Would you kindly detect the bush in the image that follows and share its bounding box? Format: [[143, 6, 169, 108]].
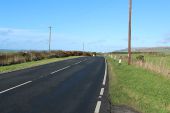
[[0, 50, 92, 66], [136, 55, 144, 62]]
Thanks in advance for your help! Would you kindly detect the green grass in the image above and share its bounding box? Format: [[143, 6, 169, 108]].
[[107, 57, 170, 113], [0, 56, 80, 73]]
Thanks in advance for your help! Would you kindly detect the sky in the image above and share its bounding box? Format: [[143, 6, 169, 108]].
[[0, 0, 170, 52]]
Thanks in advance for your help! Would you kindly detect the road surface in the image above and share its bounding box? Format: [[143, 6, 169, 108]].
[[0, 57, 108, 113]]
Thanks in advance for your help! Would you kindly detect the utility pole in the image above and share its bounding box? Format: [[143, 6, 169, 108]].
[[83, 42, 84, 51], [49, 26, 52, 52], [128, 0, 132, 65], [83, 42, 84, 55]]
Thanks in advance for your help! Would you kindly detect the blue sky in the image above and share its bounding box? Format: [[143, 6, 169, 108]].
[[0, 0, 170, 52]]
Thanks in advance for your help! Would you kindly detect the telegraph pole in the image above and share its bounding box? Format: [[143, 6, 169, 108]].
[[128, 0, 132, 65], [83, 42, 84, 51], [83, 42, 84, 55], [49, 26, 52, 52]]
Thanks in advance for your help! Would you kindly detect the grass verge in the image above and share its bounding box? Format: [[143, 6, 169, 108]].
[[0, 56, 80, 73], [107, 57, 170, 113]]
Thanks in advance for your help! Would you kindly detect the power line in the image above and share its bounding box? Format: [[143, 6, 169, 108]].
[[128, 0, 132, 65]]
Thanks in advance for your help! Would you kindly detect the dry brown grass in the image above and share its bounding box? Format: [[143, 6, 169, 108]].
[[109, 53, 170, 77], [131, 58, 170, 77]]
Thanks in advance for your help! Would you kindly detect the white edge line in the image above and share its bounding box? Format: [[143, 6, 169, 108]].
[[102, 59, 107, 85], [94, 101, 101, 113], [0, 81, 32, 94], [100, 88, 105, 96]]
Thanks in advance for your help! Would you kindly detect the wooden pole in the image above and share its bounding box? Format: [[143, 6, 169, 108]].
[[128, 0, 132, 65]]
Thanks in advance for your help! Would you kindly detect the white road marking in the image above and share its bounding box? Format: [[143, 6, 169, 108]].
[[74, 59, 87, 65], [51, 66, 71, 74], [0, 59, 87, 95], [100, 88, 104, 96], [98, 96, 102, 98], [102, 59, 107, 86], [0, 81, 32, 94], [74, 61, 82, 65], [94, 101, 101, 113], [83, 59, 87, 61], [94, 58, 107, 113], [51, 59, 85, 74]]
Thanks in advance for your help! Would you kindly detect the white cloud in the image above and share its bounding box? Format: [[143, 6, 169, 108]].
[[0, 28, 49, 38], [159, 37, 170, 44], [0, 28, 13, 36], [0, 28, 120, 52], [0, 27, 86, 50]]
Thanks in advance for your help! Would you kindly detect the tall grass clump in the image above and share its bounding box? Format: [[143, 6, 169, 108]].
[[132, 53, 170, 77]]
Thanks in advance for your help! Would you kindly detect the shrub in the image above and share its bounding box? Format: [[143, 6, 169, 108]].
[[0, 50, 92, 66], [136, 55, 144, 62]]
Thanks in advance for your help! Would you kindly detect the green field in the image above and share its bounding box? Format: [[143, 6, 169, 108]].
[[107, 56, 170, 113], [0, 56, 80, 73]]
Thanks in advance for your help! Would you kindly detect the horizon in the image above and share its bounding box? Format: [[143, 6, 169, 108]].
[[1, 46, 170, 53]]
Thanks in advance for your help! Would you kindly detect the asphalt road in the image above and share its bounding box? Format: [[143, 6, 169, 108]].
[[0, 56, 107, 113]]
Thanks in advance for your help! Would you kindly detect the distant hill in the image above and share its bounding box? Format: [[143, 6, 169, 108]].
[[115, 47, 170, 53], [0, 49, 19, 53]]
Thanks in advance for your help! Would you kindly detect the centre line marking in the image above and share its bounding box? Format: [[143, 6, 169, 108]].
[[94, 101, 101, 113], [100, 88, 104, 96], [74, 61, 82, 65], [51, 66, 70, 74], [83, 59, 87, 61], [0, 81, 32, 94], [102, 59, 107, 86]]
